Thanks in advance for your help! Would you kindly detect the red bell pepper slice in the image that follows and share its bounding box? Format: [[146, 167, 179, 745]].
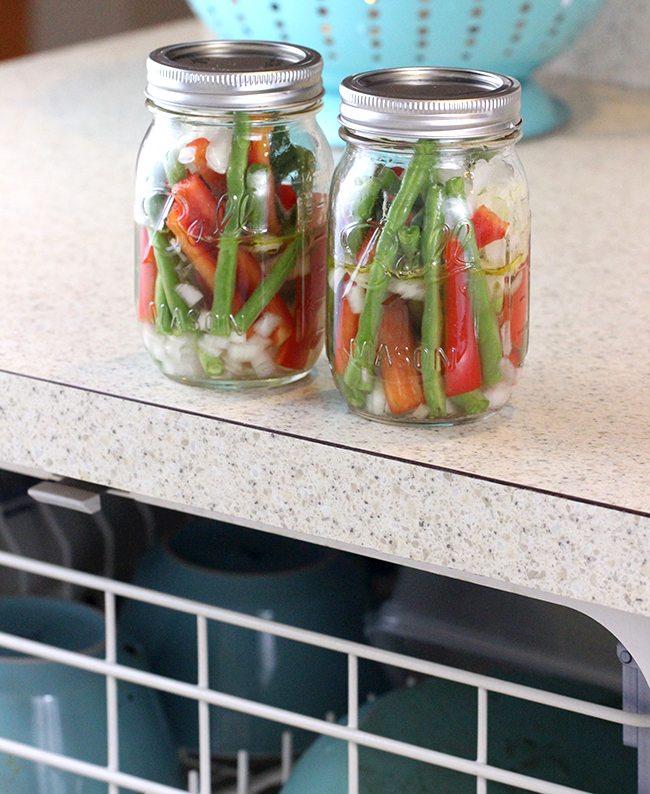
[[377, 296, 425, 414], [165, 205, 216, 300], [277, 183, 298, 211], [275, 274, 310, 370], [170, 173, 220, 245], [333, 274, 360, 375], [275, 229, 327, 370], [165, 173, 223, 297], [472, 204, 509, 249], [248, 128, 272, 166], [305, 229, 327, 342], [508, 262, 529, 367], [443, 238, 482, 397], [184, 137, 227, 197], [138, 228, 157, 323]]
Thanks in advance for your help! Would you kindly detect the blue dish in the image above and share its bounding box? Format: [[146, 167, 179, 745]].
[[186, 0, 605, 140], [118, 519, 384, 758], [0, 597, 182, 794], [281, 676, 636, 793]]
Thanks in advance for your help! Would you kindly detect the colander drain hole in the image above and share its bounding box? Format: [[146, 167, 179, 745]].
[[230, 0, 253, 37], [317, 4, 337, 61], [503, 1, 532, 60], [268, 1, 289, 41], [461, 0, 484, 62]]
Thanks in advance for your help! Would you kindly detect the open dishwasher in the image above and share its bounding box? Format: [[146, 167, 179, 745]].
[[0, 470, 647, 794]]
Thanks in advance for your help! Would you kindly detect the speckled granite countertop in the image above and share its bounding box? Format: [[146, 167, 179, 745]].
[[0, 21, 648, 616]]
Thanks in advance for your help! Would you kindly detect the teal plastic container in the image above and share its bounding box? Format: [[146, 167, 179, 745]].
[[186, 0, 605, 139]]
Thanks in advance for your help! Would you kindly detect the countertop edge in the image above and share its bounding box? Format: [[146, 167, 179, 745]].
[[3, 368, 647, 522], [1, 370, 648, 617]]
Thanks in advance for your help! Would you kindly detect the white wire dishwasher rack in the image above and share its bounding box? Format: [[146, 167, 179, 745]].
[[0, 549, 647, 794]]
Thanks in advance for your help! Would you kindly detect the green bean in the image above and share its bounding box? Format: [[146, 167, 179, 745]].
[[347, 167, 402, 257], [164, 150, 187, 187], [232, 239, 299, 334], [343, 140, 436, 396], [211, 113, 251, 336], [151, 231, 194, 334], [154, 274, 172, 335], [197, 348, 225, 377], [420, 182, 447, 417], [397, 225, 421, 274], [450, 389, 489, 415]]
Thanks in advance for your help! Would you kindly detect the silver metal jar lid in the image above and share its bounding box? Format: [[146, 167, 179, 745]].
[[339, 67, 521, 140], [146, 40, 324, 113]]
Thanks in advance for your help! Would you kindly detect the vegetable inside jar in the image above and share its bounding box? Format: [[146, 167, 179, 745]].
[[135, 41, 333, 388], [328, 67, 530, 424]]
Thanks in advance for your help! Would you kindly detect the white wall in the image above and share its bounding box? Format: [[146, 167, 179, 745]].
[[540, 0, 650, 89]]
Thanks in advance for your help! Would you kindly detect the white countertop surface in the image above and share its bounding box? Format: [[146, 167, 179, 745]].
[[0, 20, 648, 616]]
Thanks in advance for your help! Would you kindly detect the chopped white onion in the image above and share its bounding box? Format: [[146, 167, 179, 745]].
[[197, 334, 229, 356], [161, 334, 203, 378], [411, 404, 430, 420], [175, 282, 204, 308], [346, 283, 366, 314], [471, 157, 513, 196], [484, 381, 513, 410], [499, 356, 518, 384], [482, 237, 507, 265], [254, 313, 281, 339], [223, 359, 245, 377], [225, 338, 267, 364], [196, 311, 211, 332], [206, 129, 232, 173], [177, 146, 197, 165], [250, 349, 276, 378], [141, 324, 166, 361], [366, 381, 387, 416], [388, 278, 425, 301]]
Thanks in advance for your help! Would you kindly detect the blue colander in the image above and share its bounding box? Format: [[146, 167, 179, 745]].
[[185, 0, 605, 140]]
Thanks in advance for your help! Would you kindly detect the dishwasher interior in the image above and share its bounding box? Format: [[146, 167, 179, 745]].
[[0, 469, 647, 794]]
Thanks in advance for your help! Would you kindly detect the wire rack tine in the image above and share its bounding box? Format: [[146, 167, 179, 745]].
[[197, 615, 212, 794]]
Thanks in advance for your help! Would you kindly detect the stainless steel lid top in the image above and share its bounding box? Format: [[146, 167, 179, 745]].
[[146, 40, 324, 112], [339, 67, 521, 140]]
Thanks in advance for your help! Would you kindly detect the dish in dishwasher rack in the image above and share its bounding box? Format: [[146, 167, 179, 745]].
[[280, 675, 637, 793], [0, 596, 182, 793]]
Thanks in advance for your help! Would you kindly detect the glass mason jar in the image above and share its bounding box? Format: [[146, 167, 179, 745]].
[[328, 68, 530, 424], [135, 41, 333, 388]]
